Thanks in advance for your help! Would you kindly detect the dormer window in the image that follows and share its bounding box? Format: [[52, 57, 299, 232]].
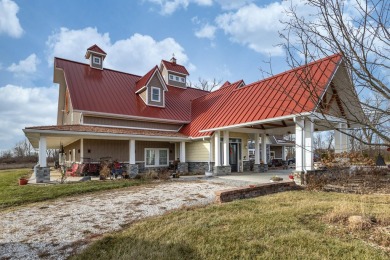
[[168, 73, 186, 84], [93, 56, 101, 65], [151, 87, 161, 102]]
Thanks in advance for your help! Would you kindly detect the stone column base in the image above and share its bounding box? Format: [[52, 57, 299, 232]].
[[35, 166, 50, 183], [213, 166, 231, 176], [128, 164, 139, 176], [253, 164, 268, 172], [178, 162, 188, 174]]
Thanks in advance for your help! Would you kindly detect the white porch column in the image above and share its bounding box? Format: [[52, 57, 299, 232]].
[[223, 131, 229, 166], [80, 138, 84, 163], [282, 145, 286, 161], [304, 118, 314, 170], [261, 133, 267, 164], [214, 131, 221, 166], [129, 139, 135, 164], [334, 123, 348, 153], [295, 118, 304, 172], [180, 141, 186, 162], [38, 136, 47, 167], [254, 134, 260, 164]]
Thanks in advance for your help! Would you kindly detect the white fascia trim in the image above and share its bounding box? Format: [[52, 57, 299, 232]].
[[88, 50, 107, 58], [135, 86, 147, 94], [76, 110, 190, 124], [167, 69, 188, 77], [310, 112, 347, 123], [151, 86, 161, 102], [189, 136, 211, 140], [199, 113, 311, 133], [83, 123, 180, 132], [313, 58, 342, 113], [23, 129, 190, 141]]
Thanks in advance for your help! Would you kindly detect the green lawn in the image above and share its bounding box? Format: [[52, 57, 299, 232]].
[[0, 168, 147, 209], [73, 191, 390, 260]]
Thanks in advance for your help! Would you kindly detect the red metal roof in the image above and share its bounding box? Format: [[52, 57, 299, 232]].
[[87, 44, 107, 55], [161, 60, 189, 75], [180, 80, 245, 137], [198, 54, 342, 131], [55, 58, 208, 123]]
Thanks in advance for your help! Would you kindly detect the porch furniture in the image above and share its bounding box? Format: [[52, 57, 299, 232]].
[[66, 163, 79, 177]]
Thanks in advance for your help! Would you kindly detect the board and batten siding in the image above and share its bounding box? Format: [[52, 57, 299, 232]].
[[83, 116, 181, 131], [64, 140, 81, 162], [185, 141, 210, 162]]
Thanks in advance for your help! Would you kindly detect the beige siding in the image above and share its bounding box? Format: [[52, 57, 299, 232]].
[[210, 132, 249, 162], [64, 140, 81, 162], [83, 116, 181, 131], [139, 89, 147, 103], [186, 141, 210, 162], [83, 139, 129, 162]]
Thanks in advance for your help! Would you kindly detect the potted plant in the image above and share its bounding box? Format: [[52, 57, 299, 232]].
[[18, 176, 28, 185], [288, 174, 294, 180]]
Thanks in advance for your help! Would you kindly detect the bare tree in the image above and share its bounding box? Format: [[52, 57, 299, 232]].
[[187, 77, 223, 92], [279, 0, 389, 145]]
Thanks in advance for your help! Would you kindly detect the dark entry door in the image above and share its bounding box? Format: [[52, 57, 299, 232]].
[[229, 143, 238, 172]]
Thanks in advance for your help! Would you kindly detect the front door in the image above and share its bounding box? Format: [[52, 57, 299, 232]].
[[229, 143, 238, 172]]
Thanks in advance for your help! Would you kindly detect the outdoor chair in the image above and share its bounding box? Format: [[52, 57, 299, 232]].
[[66, 163, 79, 177]]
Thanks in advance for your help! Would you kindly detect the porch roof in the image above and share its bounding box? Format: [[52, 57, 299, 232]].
[[23, 125, 189, 149]]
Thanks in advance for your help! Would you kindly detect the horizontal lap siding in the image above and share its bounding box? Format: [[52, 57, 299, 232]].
[[83, 116, 181, 131], [186, 141, 210, 162], [83, 139, 129, 162], [64, 140, 81, 162]]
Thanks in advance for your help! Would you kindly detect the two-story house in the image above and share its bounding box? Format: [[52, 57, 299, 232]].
[[24, 45, 364, 182]]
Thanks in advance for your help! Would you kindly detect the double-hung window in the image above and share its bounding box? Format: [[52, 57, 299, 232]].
[[151, 87, 161, 102], [145, 148, 169, 167]]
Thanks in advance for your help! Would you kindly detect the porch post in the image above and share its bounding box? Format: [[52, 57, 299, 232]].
[[128, 139, 138, 176], [304, 118, 314, 170], [261, 134, 267, 164], [334, 123, 348, 153], [38, 136, 47, 167], [254, 134, 260, 165], [282, 145, 286, 161], [80, 138, 84, 163], [214, 131, 221, 166], [180, 141, 186, 162], [129, 139, 136, 164], [223, 131, 229, 166], [295, 117, 304, 172]]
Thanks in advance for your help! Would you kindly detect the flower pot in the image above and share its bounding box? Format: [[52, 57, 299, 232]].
[[19, 178, 28, 185], [288, 175, 294, 180]]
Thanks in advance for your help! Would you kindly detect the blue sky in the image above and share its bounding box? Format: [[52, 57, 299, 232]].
[[0, 0, 318, 152]]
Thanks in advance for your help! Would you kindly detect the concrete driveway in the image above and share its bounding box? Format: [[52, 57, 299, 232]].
[[217, 169, 294, 184]]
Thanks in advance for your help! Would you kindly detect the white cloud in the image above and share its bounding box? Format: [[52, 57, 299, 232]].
[[0, 85, 57, 151], [215, 1, 313, 55], [0, 0, 23, 38], [7, 54, 40, 75], [46, 27, 191, 76], [195, 24, 217, 39], [145, 0, 212, 15]]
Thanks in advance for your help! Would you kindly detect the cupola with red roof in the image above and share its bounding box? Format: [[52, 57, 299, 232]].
[[160, 54, 189, 89], [85, 44, 107, 70]]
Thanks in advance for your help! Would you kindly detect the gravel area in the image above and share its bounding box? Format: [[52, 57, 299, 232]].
[[0, 180, 233, 260]]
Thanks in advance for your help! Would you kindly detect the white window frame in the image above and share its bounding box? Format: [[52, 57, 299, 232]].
[[144, 148, 169, 167], [168, 73, 185, 83], [93, 56, 101, 65], [151, 87, 161, 102]]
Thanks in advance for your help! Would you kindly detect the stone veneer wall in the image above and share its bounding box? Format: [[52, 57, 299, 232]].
[[213, 166, 231, 176], [177, 162, 188, 174], [35, 166, 50, 183], [188, 162, 212, 174], [215, 181, 301, 203], [243, 161, 253, 172]]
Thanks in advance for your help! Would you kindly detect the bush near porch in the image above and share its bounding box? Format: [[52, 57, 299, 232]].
[[72, 191, 390, 259], [0, 168, 148, 210]]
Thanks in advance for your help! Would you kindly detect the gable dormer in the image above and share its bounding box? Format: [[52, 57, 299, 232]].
[[85, 44, 106, 70], [160, 56, 189, 88], [135, 66, 168, 108]]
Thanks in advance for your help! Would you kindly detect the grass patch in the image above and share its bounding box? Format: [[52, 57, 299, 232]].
[[0, 168, 148, 209], [72, 191, 390, 260]]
